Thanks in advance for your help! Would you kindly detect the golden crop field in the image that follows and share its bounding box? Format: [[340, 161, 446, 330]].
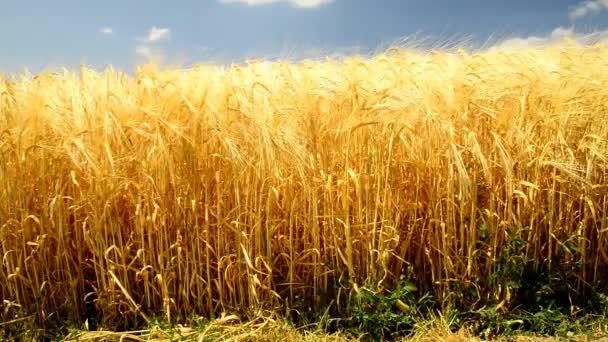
[[1, 42, 608, 335]]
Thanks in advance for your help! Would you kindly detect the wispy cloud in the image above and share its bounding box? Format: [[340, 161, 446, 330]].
[[569, 0, 608, 20], [134, 26, 171, 63], [145, 26, 171, 43], [135, 45, 152, 59], [493, 26, 608, 50], [219, 0, 334, 9], [99, 27, 114, 35], [493, 1, 608, 50], [134, 44, 168, 64]]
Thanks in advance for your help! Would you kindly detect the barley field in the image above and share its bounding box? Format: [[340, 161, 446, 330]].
[[1, 42, 607, 336]]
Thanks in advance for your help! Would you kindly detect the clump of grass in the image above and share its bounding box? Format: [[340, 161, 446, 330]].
[[0, 42, 607, 335], [340, 280, 435, 340]]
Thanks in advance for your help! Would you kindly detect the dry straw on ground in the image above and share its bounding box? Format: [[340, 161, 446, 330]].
[[1, 42, 607, 331]]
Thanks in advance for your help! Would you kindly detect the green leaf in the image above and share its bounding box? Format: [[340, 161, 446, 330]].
[[401, 281, 417, 293]]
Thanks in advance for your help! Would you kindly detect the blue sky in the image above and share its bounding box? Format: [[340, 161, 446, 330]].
[[1, 0, 608, 73]]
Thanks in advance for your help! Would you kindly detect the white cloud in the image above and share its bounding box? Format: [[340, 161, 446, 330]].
[[492, 26, 608, 50], [135, 45, 152, 59], [99, 27, 113, 35], [135, 44, 168, 64], [145, 26, 171, 42], [133, 26, 171, 64], [569, 0, 608, 20], [219, 0, 333, 9]]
